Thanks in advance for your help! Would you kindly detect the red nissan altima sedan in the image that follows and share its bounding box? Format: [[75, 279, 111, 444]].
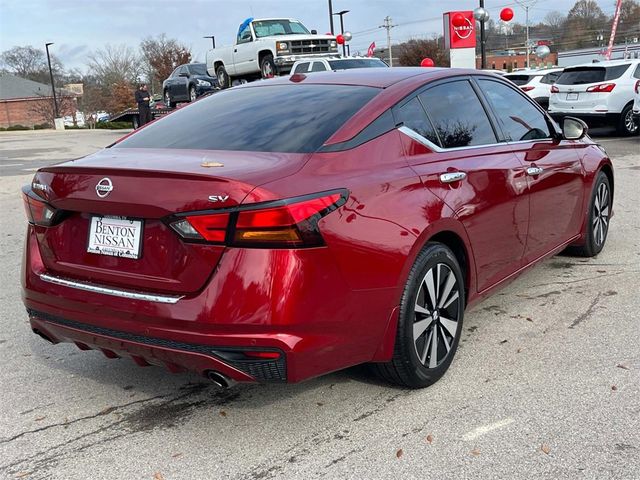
[[22, 68, 613, 388]]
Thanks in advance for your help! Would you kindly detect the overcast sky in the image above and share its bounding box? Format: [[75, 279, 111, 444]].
[[0, 0, 621, 71]]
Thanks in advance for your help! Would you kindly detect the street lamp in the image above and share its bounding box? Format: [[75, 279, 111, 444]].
[[203, 36, 216, 49], [44, 42, 59, 119], [333, 10, 350, 56], [328, 0, 335, 35]]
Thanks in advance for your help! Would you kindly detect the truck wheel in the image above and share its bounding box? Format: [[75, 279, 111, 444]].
[[217, 65, 230, 89], [260, 55, 276, 79], [617, 103, 639, 136], [164, 90, 173, 109]]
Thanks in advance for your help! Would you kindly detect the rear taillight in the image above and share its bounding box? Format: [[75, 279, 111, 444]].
[[551, 85, 559, 93], [520, 86, 535, 92], [169, 189, 348, 248], [635, 80, 640, 94], [22, 187, 58, 226], [586, 83, 616, 93]]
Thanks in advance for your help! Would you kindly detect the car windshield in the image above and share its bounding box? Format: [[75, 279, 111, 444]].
[[114, 84, 378, 153], [253, 20, 310, 37], [327, 59, 388, 70], [189, 64, 208, 75], [505, 75, 533, 86], [556, 64, 630, 85]]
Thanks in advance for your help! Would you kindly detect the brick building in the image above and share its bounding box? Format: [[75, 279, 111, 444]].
[[0, 75, 78, 128], [476, 52, 558, 71]]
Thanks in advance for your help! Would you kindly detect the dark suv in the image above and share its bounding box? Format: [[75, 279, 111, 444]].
[[162, 63, 218, 108]]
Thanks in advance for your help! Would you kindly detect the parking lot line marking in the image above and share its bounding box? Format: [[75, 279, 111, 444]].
[[0, 163, 24, 167], [462, 418, 515, 441]]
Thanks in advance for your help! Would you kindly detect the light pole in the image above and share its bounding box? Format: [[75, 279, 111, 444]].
[[474, 2, 489, 69], [203, 36, 216, 49], [328, 0, 335, 35], [333, 10, 350, 56], [45, 42, 59, 119]]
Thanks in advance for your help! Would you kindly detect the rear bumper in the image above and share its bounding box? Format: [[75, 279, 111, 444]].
[[548, 111, 620, 127], [22, 226, 396, 383]]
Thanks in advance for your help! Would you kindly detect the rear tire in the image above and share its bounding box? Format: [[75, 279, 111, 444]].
[[374, 243, 465, 388], [565, 171, 611, 257], [216, 65, 230, 89], [617, 104, 638, 136]]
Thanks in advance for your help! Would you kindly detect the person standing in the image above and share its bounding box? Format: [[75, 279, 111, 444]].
[[135, 84, 152, 127]]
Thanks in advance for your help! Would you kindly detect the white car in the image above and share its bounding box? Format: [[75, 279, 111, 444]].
[[548, 59, 640, 135], [504, 68, 563, 110], [206, 18, 338, 88], [291, 56, 388, 74]]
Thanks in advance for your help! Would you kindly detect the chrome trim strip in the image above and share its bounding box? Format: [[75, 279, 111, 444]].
[[39, 274, 184, 304], [397, 126, 505, 153]]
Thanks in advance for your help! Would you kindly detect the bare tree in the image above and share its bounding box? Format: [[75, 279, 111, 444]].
[[28, 93, 77, 126], [397, 38, 450, 68], [140, 34, 192, 93], [544, 11, 567, 30], [0, 45, 63, 84]]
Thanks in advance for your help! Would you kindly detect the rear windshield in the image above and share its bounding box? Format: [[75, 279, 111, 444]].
[[505, 75, 533, 86], [556, 64, 630, 85], [328, 59, 388, 70], [115, 84, 378, 153]]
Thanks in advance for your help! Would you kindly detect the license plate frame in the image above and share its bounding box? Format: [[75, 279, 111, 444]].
[[87, 215, 143, 260]]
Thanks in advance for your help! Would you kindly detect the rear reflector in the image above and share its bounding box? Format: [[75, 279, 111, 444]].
[[586, 83, 615, 93], [169, 189, 348, 248], [22, 187, 58, 226], [242, 351, 281, 359]]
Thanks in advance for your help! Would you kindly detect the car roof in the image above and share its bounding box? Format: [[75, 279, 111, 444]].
[[506, 67, 563, 76], [242, 67, 480, 89], [566, 59, 639, 68]]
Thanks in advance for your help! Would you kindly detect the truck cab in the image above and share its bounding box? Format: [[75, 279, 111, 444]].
[[206, 18, 339, 88]]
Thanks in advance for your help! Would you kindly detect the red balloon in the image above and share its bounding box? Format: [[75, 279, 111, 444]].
[[336, 34, 345, 45], [500, 7, 514, 22], [420, 58, 435, 67], [452, 12, 466, 27]]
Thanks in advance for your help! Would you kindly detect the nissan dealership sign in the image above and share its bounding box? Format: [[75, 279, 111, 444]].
[[443, 11, 477, 68]]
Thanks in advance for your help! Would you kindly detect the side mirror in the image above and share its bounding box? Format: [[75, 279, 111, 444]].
[[562, 117, 588, 140], [311, 29, 318, 34], [178, 72, 189, 78]]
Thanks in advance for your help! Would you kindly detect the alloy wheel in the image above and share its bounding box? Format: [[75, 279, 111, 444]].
[[262, 62, 274, 78], [593, 182, 610, 247], [190, 87, 197, 102], [413, 263, 462, 369], [624, 109, 638, 134]]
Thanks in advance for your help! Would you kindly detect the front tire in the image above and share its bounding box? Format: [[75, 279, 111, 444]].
[[617, 103, 638, 136], [260, 54, 276, 79], [189, 85, 197, 102], [566, 171, 612, 257], [374, 243, 465, 388], [164, 90, 173, 109]]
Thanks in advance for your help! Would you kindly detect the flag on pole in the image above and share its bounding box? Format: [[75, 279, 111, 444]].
[[367, 42, 376, 57]]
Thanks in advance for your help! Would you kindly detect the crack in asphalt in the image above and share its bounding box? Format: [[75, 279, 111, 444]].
[[530, 270, 638, 289], [569, 293, 603, 329]]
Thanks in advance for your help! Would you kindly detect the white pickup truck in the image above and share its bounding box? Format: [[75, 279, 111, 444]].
[[206, 18, 339, 88]]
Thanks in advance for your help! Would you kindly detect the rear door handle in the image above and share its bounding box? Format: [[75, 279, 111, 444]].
[[440, 172, 467, 184], [526, 166, 544, 176]]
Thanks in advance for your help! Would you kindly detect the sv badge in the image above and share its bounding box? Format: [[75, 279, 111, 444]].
[[208, 195, 230, 203]]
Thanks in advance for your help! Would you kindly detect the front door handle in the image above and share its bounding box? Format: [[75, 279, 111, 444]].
[[440, 172, 467, 184], [526, 166, 544, 176]]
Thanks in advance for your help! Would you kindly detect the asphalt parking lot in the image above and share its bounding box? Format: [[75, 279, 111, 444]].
[[1, 129, 639, 480]]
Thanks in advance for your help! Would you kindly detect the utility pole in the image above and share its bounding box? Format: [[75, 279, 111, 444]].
[[480, 0, 487, 69], [515, 0, 537, 68], [328, 0, 335, 35], [45, 42, 59, 119], [379, 16, 395, 67]]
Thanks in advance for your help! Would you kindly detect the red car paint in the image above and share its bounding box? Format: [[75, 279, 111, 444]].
[[22, 68, 613, 384]]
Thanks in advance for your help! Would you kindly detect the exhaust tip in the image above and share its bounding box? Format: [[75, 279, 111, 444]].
[[206, 370, 236, 389]]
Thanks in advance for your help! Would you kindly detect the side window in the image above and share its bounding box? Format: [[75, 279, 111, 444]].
[[540, 72, 561, 84], [418, 80, 497, 148], [293, 62, 309, 74], [311, 62, 326, 72], [633, 64, 640, 80], [393, 97, 440, 146], [477, 79, 551, 141], [178, 66, 187, 76], [237, 28, 253, 44]]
